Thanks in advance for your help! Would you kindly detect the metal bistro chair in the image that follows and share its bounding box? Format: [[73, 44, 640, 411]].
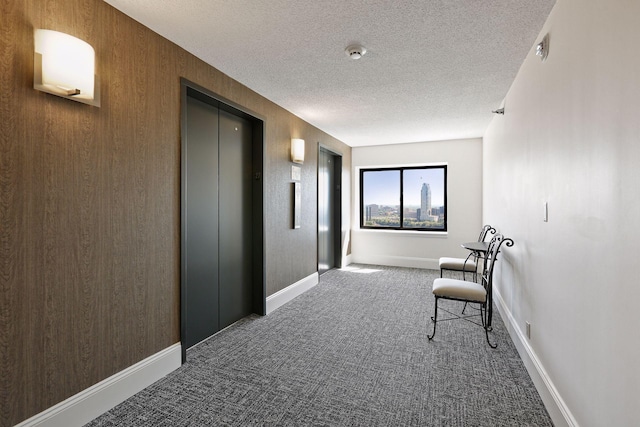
[[438, 225, 495, 281], [428, 234, 514, 348]]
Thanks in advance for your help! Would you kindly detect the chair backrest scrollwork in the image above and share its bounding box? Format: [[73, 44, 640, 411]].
[[481, 234, 514, 293], [478, 224, 496, 242]]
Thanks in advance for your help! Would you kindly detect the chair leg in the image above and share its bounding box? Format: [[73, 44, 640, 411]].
[[428, 297, 438, 340], [487, 300, 493, 329], [480, 303, 497, 348], [484, 325, 497, 348]]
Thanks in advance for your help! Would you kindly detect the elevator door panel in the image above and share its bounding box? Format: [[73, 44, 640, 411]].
[[318, 149, 336, 275], [184, 97, 220, 348], [218, 109, 253, 329]]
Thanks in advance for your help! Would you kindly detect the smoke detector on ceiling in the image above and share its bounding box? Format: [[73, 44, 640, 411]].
[[345, 44, 367, 60]]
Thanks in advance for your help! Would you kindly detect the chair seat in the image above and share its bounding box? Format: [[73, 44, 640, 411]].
[[433, 278, 486, 302], [439, 257, 477, 272]]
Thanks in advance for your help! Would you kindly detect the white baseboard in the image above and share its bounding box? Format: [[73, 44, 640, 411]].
[[344, 254, 353, 266], [350, 254, 439, 270], [266, 272, 319, 314], [493, 290, 578, 427], [16, 343, 182, 427]]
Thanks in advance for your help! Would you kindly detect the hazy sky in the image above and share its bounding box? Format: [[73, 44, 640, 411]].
[[362, 168, 445, 207]]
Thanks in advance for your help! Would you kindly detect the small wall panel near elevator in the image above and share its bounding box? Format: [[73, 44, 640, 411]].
[[183, 89, 258, 353]]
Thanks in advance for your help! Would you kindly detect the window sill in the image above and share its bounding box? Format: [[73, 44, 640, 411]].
[[355, 228, 448, 237]]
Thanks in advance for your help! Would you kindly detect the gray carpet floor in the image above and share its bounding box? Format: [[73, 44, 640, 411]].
[[86, 265, 552, 426]]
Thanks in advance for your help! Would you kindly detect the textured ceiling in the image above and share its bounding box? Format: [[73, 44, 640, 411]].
[[104, 0, 556, 147]]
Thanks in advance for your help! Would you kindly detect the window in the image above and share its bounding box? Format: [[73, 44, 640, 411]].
[[360, 165, 447, 231]]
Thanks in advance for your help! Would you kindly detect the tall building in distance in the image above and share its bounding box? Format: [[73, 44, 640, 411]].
[[420, 183, 431, 220], [365, 204, 379, 222]]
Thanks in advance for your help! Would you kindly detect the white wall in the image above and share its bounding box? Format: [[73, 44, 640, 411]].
[[351, 138, 482, 269], [483, 0, 640, 426]]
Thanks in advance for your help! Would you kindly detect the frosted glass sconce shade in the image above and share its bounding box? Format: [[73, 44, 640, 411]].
[[34, 29, 100, 106], [291, 138, 305, 164]]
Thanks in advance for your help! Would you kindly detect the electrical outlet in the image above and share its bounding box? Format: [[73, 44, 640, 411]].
[[526, 322, 531, 339]]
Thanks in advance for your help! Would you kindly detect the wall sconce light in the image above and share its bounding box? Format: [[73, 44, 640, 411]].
[[34, 29, 100, 107], [291, 138, 305, 164]]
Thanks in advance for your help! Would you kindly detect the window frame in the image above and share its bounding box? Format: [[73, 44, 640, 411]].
[[359, 165, 448, 232]]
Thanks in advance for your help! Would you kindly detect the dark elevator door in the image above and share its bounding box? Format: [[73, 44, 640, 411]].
[[184, 96, 253, 350], [318, 148, 341, 275]]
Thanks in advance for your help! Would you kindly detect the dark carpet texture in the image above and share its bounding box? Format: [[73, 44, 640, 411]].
[[86, 265, 552, 426]]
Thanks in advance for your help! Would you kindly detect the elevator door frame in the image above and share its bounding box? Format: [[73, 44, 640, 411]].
[[180, 78, 265, 363]]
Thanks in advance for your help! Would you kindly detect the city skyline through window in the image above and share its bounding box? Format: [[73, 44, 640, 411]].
[[360, 165, 447, 231]]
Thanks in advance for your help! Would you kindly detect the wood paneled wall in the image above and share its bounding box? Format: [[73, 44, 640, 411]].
[[0, 1, 350, 425]]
